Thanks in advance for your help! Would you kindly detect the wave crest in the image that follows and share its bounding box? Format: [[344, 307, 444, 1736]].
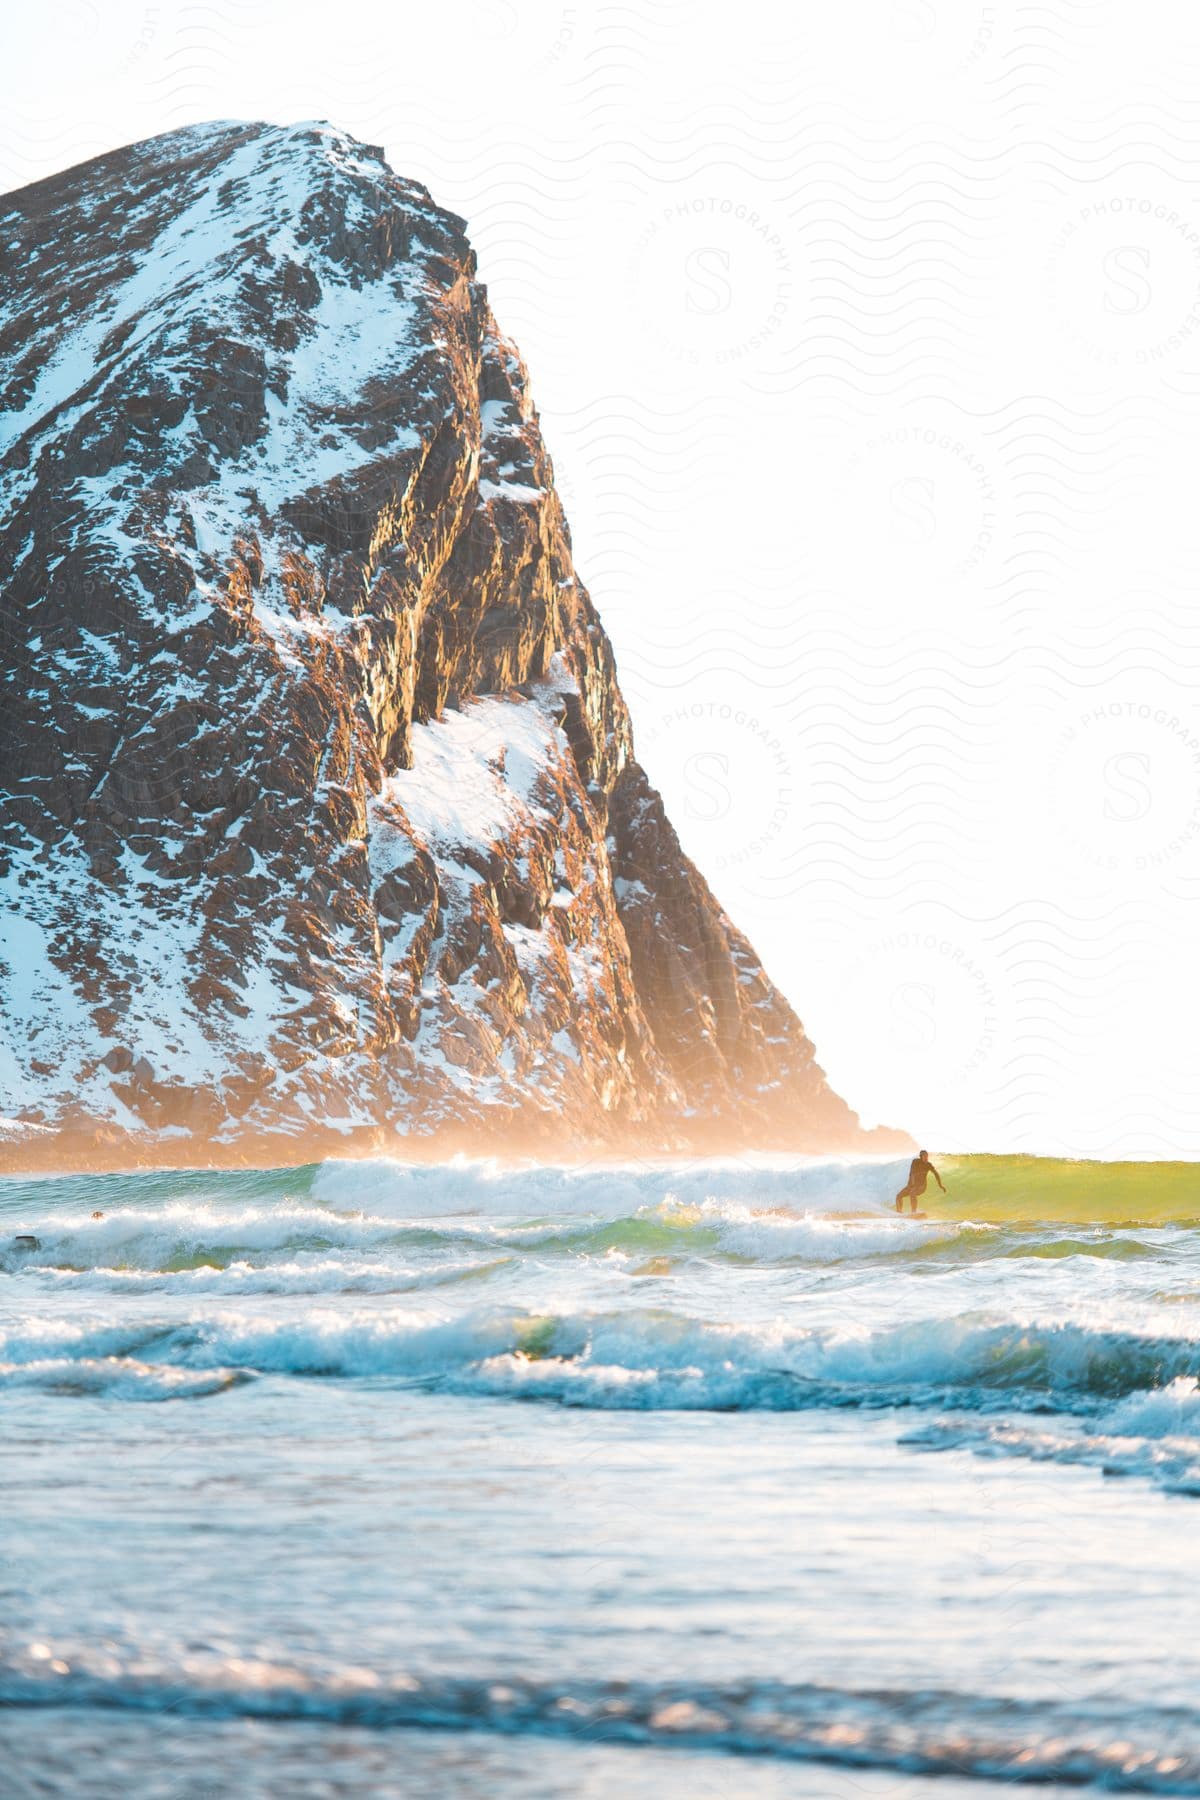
[[3, 1306, 1199, 1414]]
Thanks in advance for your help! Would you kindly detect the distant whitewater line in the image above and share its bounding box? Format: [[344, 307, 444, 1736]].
[[0, 1152, 907, 1219], [4, 1151, 1199, 1223]]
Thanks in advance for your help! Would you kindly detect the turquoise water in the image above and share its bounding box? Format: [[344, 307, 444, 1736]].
[[3, 1154, 1200, 1796]]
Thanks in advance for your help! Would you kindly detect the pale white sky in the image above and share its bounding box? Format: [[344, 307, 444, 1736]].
[[5, 0, 1200, 1155]]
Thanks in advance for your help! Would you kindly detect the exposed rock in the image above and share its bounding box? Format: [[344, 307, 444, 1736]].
[[0, 121, 907, 1166]]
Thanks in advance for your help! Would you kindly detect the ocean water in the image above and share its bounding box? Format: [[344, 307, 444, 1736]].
[[3, 1153, 1200, 1798]]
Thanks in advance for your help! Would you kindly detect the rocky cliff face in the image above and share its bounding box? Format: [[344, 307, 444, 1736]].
[[0, 121, 902, 1164]]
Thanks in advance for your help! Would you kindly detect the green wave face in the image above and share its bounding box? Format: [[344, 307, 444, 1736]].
[[935, 1156, 1200, 1225]]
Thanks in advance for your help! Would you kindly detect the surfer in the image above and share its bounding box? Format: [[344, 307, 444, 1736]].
[[895, 1150, 944, 1213]]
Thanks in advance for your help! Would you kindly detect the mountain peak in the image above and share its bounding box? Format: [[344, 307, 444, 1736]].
[[0, 124, 904, 1165]]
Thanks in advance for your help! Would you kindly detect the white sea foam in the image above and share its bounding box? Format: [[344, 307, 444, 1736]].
[[903, 1385, 1200, 1496], [681, 1198, 957, 1262], [1104, 1375, 1200, 1438], [17, 1254, 508, 1297]]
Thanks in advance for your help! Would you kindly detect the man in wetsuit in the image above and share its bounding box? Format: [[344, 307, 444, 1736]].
[[895, 1150, 945, 1213]]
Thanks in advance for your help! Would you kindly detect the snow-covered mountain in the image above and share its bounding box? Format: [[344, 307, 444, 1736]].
[[0, 121, 904, 1163]]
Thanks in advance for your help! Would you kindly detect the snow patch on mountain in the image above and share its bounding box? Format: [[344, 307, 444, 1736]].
[[379, 691, 564, 859]]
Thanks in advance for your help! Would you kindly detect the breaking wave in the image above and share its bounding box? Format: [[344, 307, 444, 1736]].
[[4, 1306, 1200, 1414], [903, 1375, 1200, 1495], [0, 1197, 1175, 1287], [0, 1356, 246, 1401]]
